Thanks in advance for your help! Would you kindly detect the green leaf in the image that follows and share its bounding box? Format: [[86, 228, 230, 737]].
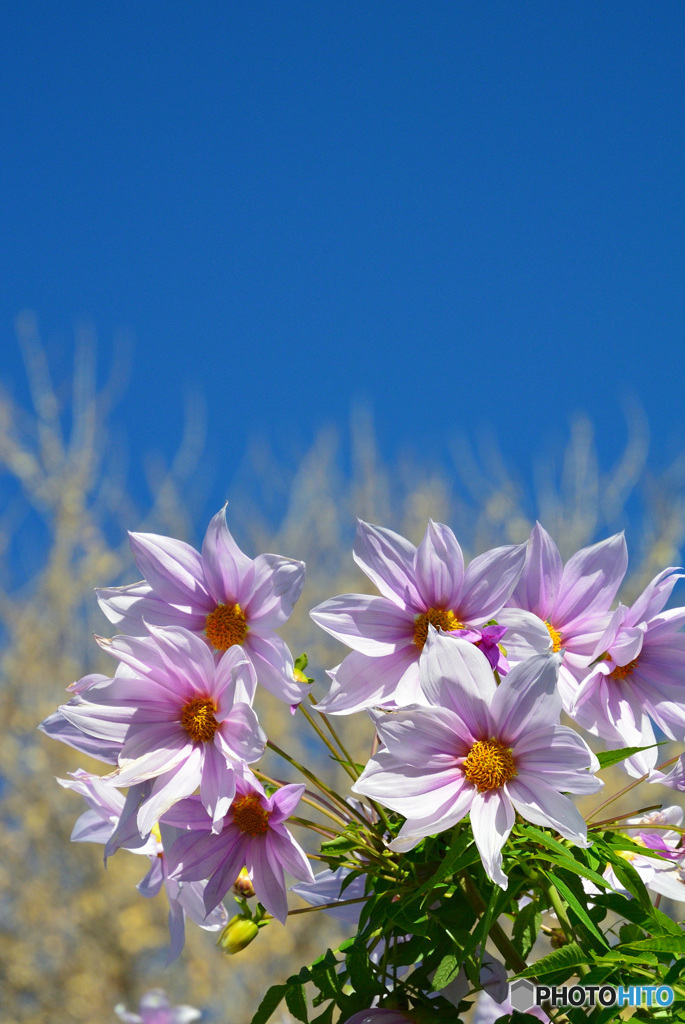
[[285, 984, 309, 1023], [417, 828, 479, 894], [542, 869, 609, 948], [319, 834, 359, 855], [592, 891, 681, 935], [516, 941, 588, 979], [596, 949, 658, 965], [511, 899, 542, 961], [517, 824, 611, 889], [623, 935, 685, 954], [664, 958, 685, 985], [249, 984, 289, 1024], [596, 742, 665, 769], [432, 953, 462, 990]]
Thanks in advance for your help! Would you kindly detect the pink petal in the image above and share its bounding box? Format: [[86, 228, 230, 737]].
[[269, 783, 307, 824], [310, 594, 414, 655], [470, 789, 515, 889], [248, 837, 288, 923], [201, 743, 238, 831], [353, 752, 466, 819], [352, 520, 422, 608], [389, 781, 473, 852], [489, 653, 562, 746], [420, 632, 495, 737], [371, 706, 473, 764], [215, 704, 266, 764], [509, 523, 562, 620], [627, 568, 684, 626], [128, 529, 213, 609], [201, 505, 254, 604], [505, 778, 589, 844], [145, 624, 218, 695], [458, 541, 527, 623], [137, 747, 204, 834], [553, 532, 627, 630], [414, 520, 464, 610], [242, 553, 306, 628], [314, 648, 419, 716], [245, 632, 308, 704], [266, 826, 315, 884]]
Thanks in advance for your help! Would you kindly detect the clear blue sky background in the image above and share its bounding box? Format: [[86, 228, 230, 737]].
[[2, 2, 684, 523]]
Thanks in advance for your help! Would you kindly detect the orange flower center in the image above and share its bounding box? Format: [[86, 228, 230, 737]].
[[180, 697, 219, 742], [232, 794, 270, 836], [463, 738, 517, 791], [205, 602, 248, 650], [544, 621, 563, 652], [608, 658, 639, 681], [413, 607, 464, 649]]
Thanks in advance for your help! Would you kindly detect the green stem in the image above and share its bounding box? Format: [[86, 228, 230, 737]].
[[586, 752, 681, 823], [307, 693, 361, 778], [288, 895, 369, 916], [299, 702, 359, 782], [542, 877, 588, 978]]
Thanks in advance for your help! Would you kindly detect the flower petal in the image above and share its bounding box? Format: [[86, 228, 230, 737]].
[[489, 653, 562, 746], [458, 542, 527, 623], [201, 505, 255, 604], [470, 789, 514, 889], [509, 523, 563, 620], [310, 594, 414, 655], [506, 778, 589, 845], [414, 520, 464, 610], [314, 648, 420, 715], [245, 632, 308, 704], [552, 532, 628, 630], [128, 529, 213, 609], [352, 520, 421, 608], [242, 553, 306, 628], [420, 632, 495, 737]]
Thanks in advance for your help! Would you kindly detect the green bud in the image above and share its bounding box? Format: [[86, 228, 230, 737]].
[[217, 914, 260, 955]]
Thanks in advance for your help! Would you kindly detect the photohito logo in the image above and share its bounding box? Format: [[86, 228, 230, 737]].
[[509, 978, 674, 1011]]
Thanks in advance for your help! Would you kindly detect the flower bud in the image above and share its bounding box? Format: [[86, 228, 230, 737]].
[[217, 914, 259, 955], [232, 867, 256, 899]]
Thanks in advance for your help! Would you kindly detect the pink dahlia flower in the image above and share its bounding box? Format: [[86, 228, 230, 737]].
[[115, 990, 201, 1024], [59, 625, 266, 835], [310, 519, 538, 714], [166, 777, 314, 923], [59, 771, 227, 963], [570, 567, 685, 776], [96, 506, 307, 705], [353, 632, 601, 888], [598, 807, 685, 903], [505, 522, 628, 712]]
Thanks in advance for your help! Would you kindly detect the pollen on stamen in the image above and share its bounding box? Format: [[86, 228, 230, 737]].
[[232, 794, 270, 836], [609, 658, 639, 681], [180, 697, 219, 743], [463, 738, 517, 792], [205, 602, 249, 650], [544, 621, 563, 653], [413, 607, 464, 649]]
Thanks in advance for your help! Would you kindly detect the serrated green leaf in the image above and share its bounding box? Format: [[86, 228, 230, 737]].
[[596, 742, 664, 769], [517, 824, 611, 889], [249, 984, 289, 1024], [417, 828, 477, 894], [285, 984, 309, 1023], [432, 953, 462, 990], [511, 899, 542, 960], [543, 869, 608, 948], [319, 834, 359, 855], [516, 941, 588, 979], [596, 949, 659, 965], [624, 935, 685, 954]]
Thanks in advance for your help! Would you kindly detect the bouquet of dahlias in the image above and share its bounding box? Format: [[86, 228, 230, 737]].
[[41, 509, 685, 1023]]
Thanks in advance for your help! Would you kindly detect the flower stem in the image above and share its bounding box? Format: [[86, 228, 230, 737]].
[[586, 753, 681, 822], [299, 702, 359, 782], [307, 693, 361, 778]]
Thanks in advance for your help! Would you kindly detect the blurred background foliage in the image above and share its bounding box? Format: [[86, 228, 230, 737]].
[[2, 325, 685, 1023]]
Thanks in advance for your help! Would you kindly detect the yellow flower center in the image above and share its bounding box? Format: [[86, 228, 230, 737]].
[[205, 602, 249, 650], [180, 697, 219, 743], [608, 658, 639, 681], [413, 607, 464, 649], [544, 621, 563, 653], [232, 794, 270, 836], [463, 738, 517, 791]]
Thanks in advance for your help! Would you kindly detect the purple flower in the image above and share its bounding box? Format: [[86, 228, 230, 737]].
[[59, 771, 227, 963], [570, 567, 685, 776], [653, 753, 685, 790], [166, 777, 314, 924], [311, 519, 534, 714], [59, 626, 266, 834], [505, 522, 628, 712], [601, 807, 685, 903], [96, 506, 307, 705], [353, 632, 601, 888], [115, 989, 201, 1024]]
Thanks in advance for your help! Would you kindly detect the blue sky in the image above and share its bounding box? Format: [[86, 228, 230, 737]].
[[2, 2, 685, 524]]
